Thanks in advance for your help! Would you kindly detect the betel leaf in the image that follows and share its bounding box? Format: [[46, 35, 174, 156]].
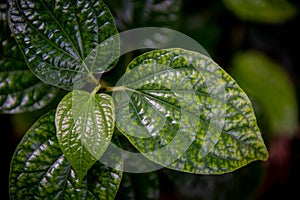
[[9, 110, 122, 199], [8, 0, 119, 90], [114, 48, 268, 174], [230, 51, 298, 135], [56, 89, 115, 181], [0, 3, 58, 113], [223, 0, 297, 24]]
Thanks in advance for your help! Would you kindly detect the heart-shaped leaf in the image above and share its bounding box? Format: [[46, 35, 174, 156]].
[[56, 90, 115, 181], [114, 48, 269, 174], [8, 0, 119, 90], [9, 110, 122, 199], [0, 3, 58, 113], [223, 0, 297, 24]]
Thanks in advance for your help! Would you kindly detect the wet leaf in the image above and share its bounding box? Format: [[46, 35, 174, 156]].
[[8, 0, 119, 90], [114, 48, 269, 174], [56, 90, 115, 181], [230, 51, 298, 135], [0, 3, 58, 113], [9, 110, 122, 199], [223, 0, 297, 24]]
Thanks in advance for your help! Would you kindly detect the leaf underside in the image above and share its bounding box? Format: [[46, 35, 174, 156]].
[[9, 110, 122, 200], [115, 48, 269, 174]]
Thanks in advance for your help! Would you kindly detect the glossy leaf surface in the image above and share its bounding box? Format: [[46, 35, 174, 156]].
[[230, 51, 298, 135], [9, 110, 122, 199], [8, 0, 119, 90], [223, 0, 297, 24], [0, 3, 57, 113], [115, 48, 268, 174], [56, 90, 115, 181]]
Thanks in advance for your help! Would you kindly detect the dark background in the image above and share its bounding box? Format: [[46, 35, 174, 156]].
[[2, 0, 300, 199]]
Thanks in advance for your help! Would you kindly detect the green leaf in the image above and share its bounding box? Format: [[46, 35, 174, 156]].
[[223, 0, 297, 24], [9, 110, 122, 199], [0, 3, 58, 113], [56, 90, 115, 181], [114, 48, 268, 174], [104, 0, 182, 30], [8, 0, 119, 90], [230, 51, 298, 135]]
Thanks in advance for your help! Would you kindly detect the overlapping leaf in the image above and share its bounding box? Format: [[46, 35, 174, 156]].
[[8, 0, 119, 90], [9, 110, 122, 199], [56, 90, 115, 181], [0, 3, 58, 113], [114, 48, 269, 174]]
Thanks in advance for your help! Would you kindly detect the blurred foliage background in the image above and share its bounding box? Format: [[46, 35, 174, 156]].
[[1, 0, 300, 199]]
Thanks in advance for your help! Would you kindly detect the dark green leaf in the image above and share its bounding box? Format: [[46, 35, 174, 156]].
[[8, 0, 119, 90], [9, 110, 122, 199], [0, 3, 58, 113], [230, 51, 298, 135], [223, 0, 297, 24], [114, 48, 269, 174], [56, 90, 115, 181]]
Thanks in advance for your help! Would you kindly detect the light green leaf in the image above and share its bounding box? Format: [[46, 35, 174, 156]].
[[8, 0, 119, 90], [56, 90, 115, 181], [114, 48, 268, 174], [9, 110, 122, 200], [0, 3, 58, 113], [230, 51, 298, 135], [223, 0, 297, 24]]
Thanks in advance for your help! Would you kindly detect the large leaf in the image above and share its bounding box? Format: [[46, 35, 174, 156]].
[[8, 0, 119, 90], [223, 0, 297, 24], [9, 110, 122, 199], [56, 90, 115, 181], [114, 48, 269, 174], [230, 51, 298, 135], [0, 3, 58, 113]]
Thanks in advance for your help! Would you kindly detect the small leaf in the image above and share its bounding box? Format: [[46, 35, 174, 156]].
[[223, 0, 297, 24], [56, 90, 115, 181], [9, 110, 122, 199], [8, 0, 119, 90], [0, 3, 58, 113], [114, 48, 268, 174], [230, 51, 298, 135]]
